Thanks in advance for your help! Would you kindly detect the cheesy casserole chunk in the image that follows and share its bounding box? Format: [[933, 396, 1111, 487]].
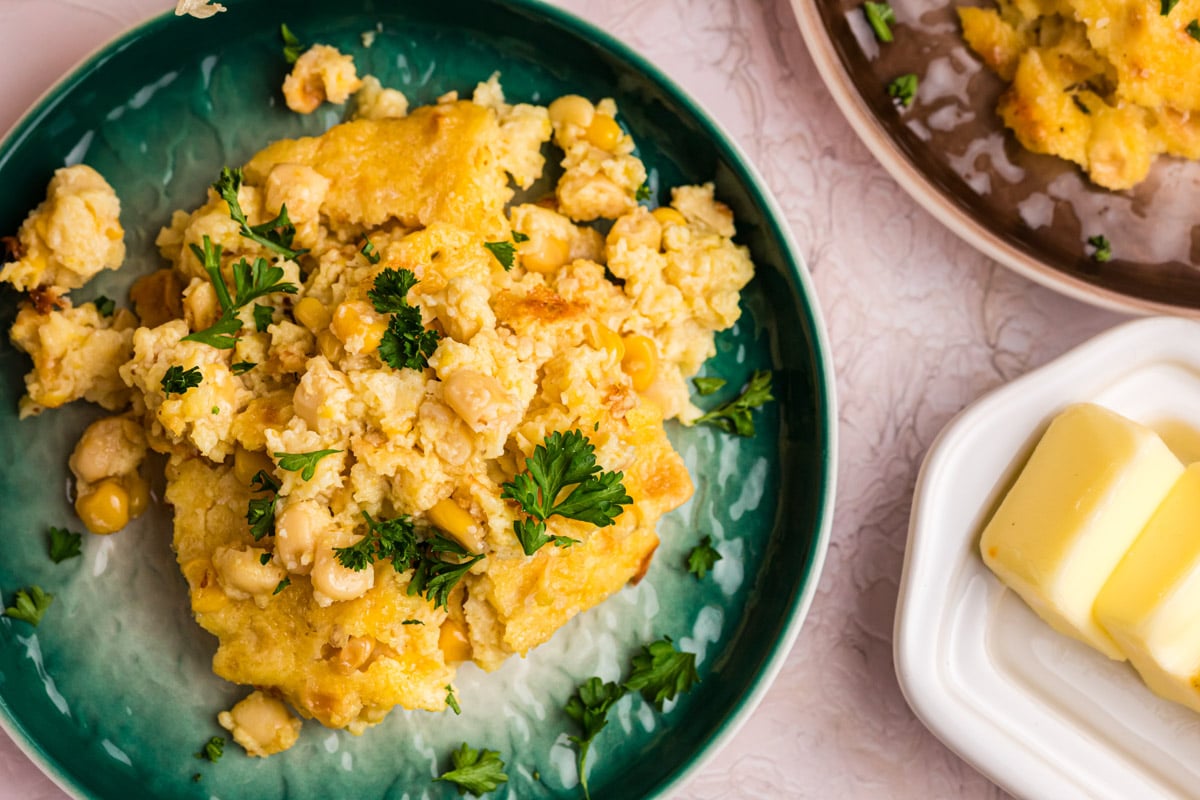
[[0, 74, 756, 751], [960, 0, 1200, 190]]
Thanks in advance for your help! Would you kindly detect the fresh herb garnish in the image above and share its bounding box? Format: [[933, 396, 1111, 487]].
[[691, 376, 726, 396], [162, 365, 203, 396], [195, 736, 224, 763], [281, 23, 305, 64], [1088, 234, 1113, 262], [212, 167, 308, 259], [409, 535, 484, 610], [182, 234, 297, 349], [500, 429, 632, 555], [446, 685, 461, 715], [368, 268, 440, 370], [259, 553, 272, 566], [48, 526, 83, 563], [335, 511, 421, 572], [635, 182, 651, 202], [887, 73, 918, 107], [93, 295, 115, 317], [253, 304, 274, 332], [4, 585, 52, 626], [402, 618, 425, 625], [624, 635, 700, 710], [273, 577, 290, 595], [483, 240, 518, 270], [360, 238, 381, 264], [231, 361, 257, 375], [246, 469, 280, 541], [864, 1, 896, 42], [1188, 19, 1200, 40], [694, 369, 774, 437], [686, 536, 722, 580], [565, 677, 625, 800], [435, 742, 509, 796], [512, 231, 530, 243], [1163, 0, 1180, 14], [274, 449, 341, 481]]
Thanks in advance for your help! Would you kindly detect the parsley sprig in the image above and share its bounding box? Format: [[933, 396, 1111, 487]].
[[335, 511, 421, 571], [483, 232, 530, 271], [410, 535, 484, 610], [1088, 234, 1113, 263], [182, 235, 298, 349], [500, 429, 633, 555], [213, 167, 308, 259], [162, 365, 203, 396], [274, 449, 341, 481], [4, 585, 53, 626], [246, 470, 281, 541], [565, 677, 624, 800], [48, 526, 83, 563], [281, 23, 305, 64], [694, 369, 774, 437], [446, 685, 461, 715], [435, 742, 509, 796], [686, 536, 722, 579], [92, 296, 115, 317], [624, 636, 699, 710], [369, 268, 440, 370], [195, 736, 224, 763], [887, 73, 919, 108]]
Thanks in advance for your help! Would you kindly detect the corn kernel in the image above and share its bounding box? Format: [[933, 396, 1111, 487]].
[[184, 560, 230, 614], [330, 301, 388, 353], [584, 321, 625, 362], [125, 473, 151, 519], [76, 478, 130, 535], [438, 617, 472, 663], [547, 94, 595, 129], [316, 330, 344, 361], [293, 296, 331, 332], [519, 234, 570, 274], [651, 207, 687, 228], [621, 335, 658, 392], [427, 498, 483, 552], [586, 114, 623, 150]]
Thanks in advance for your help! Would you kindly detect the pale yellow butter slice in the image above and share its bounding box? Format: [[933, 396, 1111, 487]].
[[980, 403, 1184, 660], [1096, 463, 1200, 711]]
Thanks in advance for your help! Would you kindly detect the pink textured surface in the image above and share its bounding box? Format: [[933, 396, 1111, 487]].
[[0, 0, 1127, 797]]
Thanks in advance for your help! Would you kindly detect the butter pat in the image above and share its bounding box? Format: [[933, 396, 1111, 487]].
[[980, 403, 1184, 659], [1096, 463, 1200, 711]]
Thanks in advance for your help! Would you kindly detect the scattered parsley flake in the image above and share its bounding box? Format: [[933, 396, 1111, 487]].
[[1188, 19, 1200, 40], [161, 365, 203, 396], [93, 295, 115, 317], [274, 577, 290, 595], [195, 736, 224, 763], [483, 240, 518, 271], [274, 449, 341, 481], [253, 303, 274, 332], [446, 685, 461, 715], [409, 535, 484, 611], [1088, 234, 1113, 262], [368, 267, 419, 314], [695, 370, 774, 437], [1163, 0, 1181, 14], [565, 677, 625, 800], [887, 73, 918, 107], [231, 361, 256, 375], [500, 429, 632, 555], [402, 618, 425, 625], [435, 742, 508, 796], [48, 526, 83, 563], [4, 586, 52, 626], [281, 23, 305, 64], [624, 636, 700, 710], [511, 231, 530, 243], [864, 1, 896, 42], [360, 238, 381, 264], [213, 167, 308, 259], [336, 511, 420, 572], [259, 553, 272, 566], [686, 536, 722, 579], [691, 376, 726, 396], [211, 406, 220, 415], [635, 182, 651, 202], [246, 469, 281, 541]]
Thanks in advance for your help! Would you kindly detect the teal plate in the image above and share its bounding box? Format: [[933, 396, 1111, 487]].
[[0, 1, 836, 798]]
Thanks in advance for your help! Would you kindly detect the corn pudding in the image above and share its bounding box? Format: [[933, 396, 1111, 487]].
[[3, 66, 756, 756]]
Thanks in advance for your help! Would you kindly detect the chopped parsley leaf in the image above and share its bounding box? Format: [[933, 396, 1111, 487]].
[[446, 685, 461, 715], [213, 167, 308, 259], [1188, 19, 1200, 40], [368, 267, 419, 314], [253, 303, 274, 332], [1163, 0, 1180, 14], [435, 742, 508, 796], [695, 369, 774, 437], [635, 182, 651, 202], [500, 429, 632, 555], [274, 449, 341, 481], [231, 361, 257, 375], [887, 73, 918, 108], [691, 376, 726, 396], [565, 677, 625, 800], [512, 231, 530, 243], [281, 23, 305, 64], [161, 365, 203, 396], [259, 553, 272, 566], [368, 268, 440, 370], [273, 577, 290, 595], [864, 1, 896, 42], [408, 535, 484, 610], [686, 536, 722, 579], [624, 636, 700, 710], [360, 238, 381, 264], [402, 618, 425, 625], [93, 295, 115, 317], [48, 526, 83, 563], [195, 736, 224, 763], [246, 469, 281, 541], [1088, 234, 1113, 263], [483, 240, 518, 270], [335, 511, 420, 572], [4, 585, 52, 626]]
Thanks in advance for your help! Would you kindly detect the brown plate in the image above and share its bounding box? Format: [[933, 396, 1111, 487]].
[[791, 0, 1200, 314]]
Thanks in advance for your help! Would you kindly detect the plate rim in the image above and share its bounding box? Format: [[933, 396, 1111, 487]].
[[786, 0, 1196, 319], [0, 1, 839, 798], [893, 315, 1200, 799]]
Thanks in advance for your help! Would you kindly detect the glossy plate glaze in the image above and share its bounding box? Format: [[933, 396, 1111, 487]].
[[0, 1, 836, 798], [791, 0, 1200, 315], [897, 317, 1200, 799]]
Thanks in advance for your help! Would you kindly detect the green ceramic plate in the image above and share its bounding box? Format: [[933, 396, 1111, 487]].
[[0, 1, 835, 798]]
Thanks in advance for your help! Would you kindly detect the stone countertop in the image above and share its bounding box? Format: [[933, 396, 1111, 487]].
[[0, 0, 1128, 797]]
